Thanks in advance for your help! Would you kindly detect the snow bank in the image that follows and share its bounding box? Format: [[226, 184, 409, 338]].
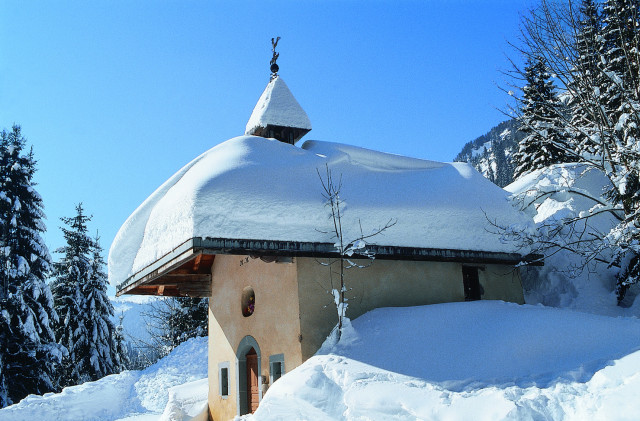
[[5, 301, 640, 420], [0, 336, 208, 421], [246, 301, 640, 420], [0, 371, 142, 421], [134, 337, 207, 412], [159, 378, 208, 421], [109, 135, 531, 285]]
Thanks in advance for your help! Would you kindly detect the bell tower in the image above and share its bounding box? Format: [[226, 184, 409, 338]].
[[245, 37, 312, 145]]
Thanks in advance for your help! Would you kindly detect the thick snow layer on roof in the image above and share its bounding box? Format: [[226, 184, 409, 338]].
[[245, 76, 311, 134], [108, 136, 532, 285]]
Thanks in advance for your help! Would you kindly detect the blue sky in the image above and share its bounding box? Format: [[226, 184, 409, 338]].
[[0, 1, 530, 289]]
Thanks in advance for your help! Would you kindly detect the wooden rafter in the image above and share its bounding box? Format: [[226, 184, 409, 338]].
[[119, 251, 215, 298]]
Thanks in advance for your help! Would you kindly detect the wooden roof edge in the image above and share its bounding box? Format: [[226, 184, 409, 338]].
[[194, 237, 535, 263], [116, 238, 201, 296], [116, 237, 540, 296]]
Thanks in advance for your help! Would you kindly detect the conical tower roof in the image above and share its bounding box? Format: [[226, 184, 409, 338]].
[[245, 76, 311, 144]]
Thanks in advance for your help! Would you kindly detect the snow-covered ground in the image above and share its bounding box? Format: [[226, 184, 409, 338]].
[[4, 302, 640, 421], [0, 337, 208, 421], [245, 301, 640, 420]]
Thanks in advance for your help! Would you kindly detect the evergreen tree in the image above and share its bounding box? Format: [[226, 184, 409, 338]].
[[51, 204, 121, 386], [173, 297, 208, 343], [599, 0, 640, 299], [51, 204, 92, 386], [598, 0, 640, 201], [569, 0, 603, 156], [494, 140, 513, 187], [600, 0, 640, 105], [0, 126, 63, 407], [509, 0, 640, 302], [484, 147, 496, 184], [514, 56, 574, 179], [83, 234, 121, 379], [113, 312, 130, 370]]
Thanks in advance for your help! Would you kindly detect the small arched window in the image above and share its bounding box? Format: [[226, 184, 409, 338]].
[[242, 287, 255, 317]]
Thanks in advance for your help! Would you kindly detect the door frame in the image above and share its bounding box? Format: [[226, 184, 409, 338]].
[[462, 265, 482, 301], [236, 335, 262, 416]]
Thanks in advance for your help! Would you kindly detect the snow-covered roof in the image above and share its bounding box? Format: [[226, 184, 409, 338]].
[[108, 136, 532, 286], [245, 76, 311, 135]]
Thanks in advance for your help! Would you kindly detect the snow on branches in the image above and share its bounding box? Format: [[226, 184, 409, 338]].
[[505, 0, 640, 302]]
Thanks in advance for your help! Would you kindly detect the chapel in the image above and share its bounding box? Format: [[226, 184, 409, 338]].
[[109, 42, 535, 419]]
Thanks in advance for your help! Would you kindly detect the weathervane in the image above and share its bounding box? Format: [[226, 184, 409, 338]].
[[270, 36, 281, 78]]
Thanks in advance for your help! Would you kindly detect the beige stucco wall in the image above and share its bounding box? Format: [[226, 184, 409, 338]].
[[478, 263, 524, 303], [296, 257, 524, 360], [206, 254, 524, 419], [207, 255, 302, 421]]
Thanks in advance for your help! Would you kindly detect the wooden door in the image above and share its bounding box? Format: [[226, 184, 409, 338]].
[[246, 351, 259, 413], [462, 266, 481, 301]]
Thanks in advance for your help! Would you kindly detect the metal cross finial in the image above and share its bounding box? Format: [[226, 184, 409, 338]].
[[270, 36, 281, 77]]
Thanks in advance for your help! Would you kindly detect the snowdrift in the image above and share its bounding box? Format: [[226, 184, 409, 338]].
[[248, 301, 640, 420], [4, 302, 640, 420], [0, 337, 208, 421], [506, 163, 639, 316]]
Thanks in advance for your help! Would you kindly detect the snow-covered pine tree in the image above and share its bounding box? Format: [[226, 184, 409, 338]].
[[598, 0, 640, 299], [507, 0, 640, 303], [0, 126, 63, 407], [173, 297, 208, 343], [113, 312, 130, 370], [599, 0, 640, 113], [486, 164, 496, 184], [83, 234, 122, 379], [494, 139, 513, 187], [513, 56, 574, 179], [598, 0, 640, 195], [51, 204, 121, 386], [0, 352, 6, 407], [51, 204, 92, 386], [568, 0, 602, 156]]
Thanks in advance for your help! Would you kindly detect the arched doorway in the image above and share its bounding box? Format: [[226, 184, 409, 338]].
[[246, 348, 259, 413], [236, 336, 261, 415]]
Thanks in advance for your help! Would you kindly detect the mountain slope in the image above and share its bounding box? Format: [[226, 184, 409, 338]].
[[454, 119, 523, 187]]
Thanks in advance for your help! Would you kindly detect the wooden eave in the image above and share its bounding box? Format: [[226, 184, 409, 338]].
[[116, 237, 542, 297], [250, 124, 311, 145], [117, 240, 214, 298]]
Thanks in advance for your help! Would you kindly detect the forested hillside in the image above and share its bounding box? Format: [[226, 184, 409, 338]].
[[454, 119, 523, 188]]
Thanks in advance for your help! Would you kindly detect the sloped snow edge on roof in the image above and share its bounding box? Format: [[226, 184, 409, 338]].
[[109, 135, 534, 286]]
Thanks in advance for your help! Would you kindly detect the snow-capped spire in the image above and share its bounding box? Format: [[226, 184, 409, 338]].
[[245, 38, 311, 145]]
